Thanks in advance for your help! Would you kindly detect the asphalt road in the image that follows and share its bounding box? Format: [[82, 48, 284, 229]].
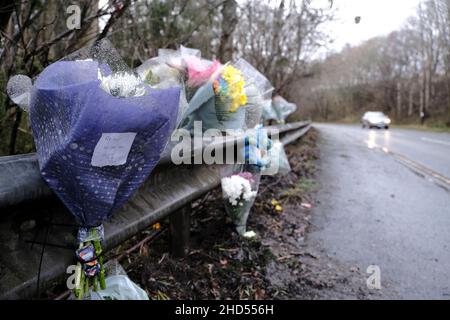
[[309, 124, 450, 299]]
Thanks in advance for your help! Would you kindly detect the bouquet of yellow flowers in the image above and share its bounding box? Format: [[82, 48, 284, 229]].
[[191, 59, 273, 131], [182, 61, 250, 131], [136, 46, 273, 132], [233, 59, 274, 129], [213, 65, 247, 112]]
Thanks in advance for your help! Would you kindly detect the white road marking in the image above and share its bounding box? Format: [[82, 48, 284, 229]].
[[421, 137, 450, 147], [392, 152, 450, 188], [363, 137, 450, 189]]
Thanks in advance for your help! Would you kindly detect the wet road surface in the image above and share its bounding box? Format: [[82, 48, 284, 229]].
[[309, 124, 450, 299]]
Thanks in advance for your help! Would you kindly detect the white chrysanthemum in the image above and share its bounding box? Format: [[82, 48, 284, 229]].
[[221, 175, 257, 206], [99, 71, 146, 98]]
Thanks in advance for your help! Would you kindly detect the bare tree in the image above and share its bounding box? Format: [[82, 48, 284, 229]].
[[0, 0, 128, 155], [235, 0, 334, 96], [299, 0, 450, 127], [218, 0, 237, 61]]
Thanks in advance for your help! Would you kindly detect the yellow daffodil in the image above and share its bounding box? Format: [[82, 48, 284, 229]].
[[218, 65, 247, 113], [240, 94, 247, 105]]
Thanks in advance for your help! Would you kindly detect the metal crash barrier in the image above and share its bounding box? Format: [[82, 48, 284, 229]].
[[0, 121, 310, 299]]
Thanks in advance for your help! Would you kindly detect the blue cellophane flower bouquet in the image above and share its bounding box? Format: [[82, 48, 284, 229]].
[[28, 40, 181, 298]]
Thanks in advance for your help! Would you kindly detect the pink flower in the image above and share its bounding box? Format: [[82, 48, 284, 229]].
[[237, 172, 256, 187], [186, 57, 222, 88]]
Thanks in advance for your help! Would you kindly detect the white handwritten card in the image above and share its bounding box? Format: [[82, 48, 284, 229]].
[[91, 132, 137, 167]]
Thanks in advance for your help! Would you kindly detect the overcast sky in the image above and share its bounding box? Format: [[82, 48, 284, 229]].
[[319, 0, 424, 52]]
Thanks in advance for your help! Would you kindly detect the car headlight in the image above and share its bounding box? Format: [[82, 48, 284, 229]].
[[384, 119, 391, 124]]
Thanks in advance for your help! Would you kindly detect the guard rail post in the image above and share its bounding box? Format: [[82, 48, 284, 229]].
[[169, 204, 191, 258]]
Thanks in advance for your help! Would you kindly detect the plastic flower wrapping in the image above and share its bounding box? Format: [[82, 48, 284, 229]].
[[137, 46, 273, 132], [7, 42, 278, 294], [232, 59, 274, 129], [135, 48, 189, 128], [9, 39, 181, 298], [221, 125, 278, 235], [261, 141, 292, 176], [183, 59, 249, 131], [242, 126, 272, 168], [189, 58, 273, 131], [31, 40, 180, 229], [221, 169, 260, 235], [263, 95, 297, 124]]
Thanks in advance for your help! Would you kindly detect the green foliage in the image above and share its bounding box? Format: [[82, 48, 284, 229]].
[[281, 177, 317, 200]]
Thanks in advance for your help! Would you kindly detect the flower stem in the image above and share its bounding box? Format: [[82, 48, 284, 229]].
[[93, 276, 98, 292], [93, 240, 106, 290], [74, 243, 84, 300], [74, 262, 83, 300], [84, 274, 89, 296]]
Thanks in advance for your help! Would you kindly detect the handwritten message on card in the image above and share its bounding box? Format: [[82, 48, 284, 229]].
[[91, 132, 137, 167]]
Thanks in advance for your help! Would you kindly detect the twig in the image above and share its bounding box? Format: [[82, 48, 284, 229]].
[[115, 228, 166, 262], [54, 289, 71, 301], [158, 253, 167, 265]]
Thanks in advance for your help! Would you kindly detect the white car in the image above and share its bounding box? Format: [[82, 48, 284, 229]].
[[361, 112, 391, 129]]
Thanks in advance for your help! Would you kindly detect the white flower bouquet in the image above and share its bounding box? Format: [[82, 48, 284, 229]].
[[221, 171, 260, 235]]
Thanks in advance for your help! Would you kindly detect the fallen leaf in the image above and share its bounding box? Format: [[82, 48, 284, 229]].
[[139, 244, 150, 257]]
